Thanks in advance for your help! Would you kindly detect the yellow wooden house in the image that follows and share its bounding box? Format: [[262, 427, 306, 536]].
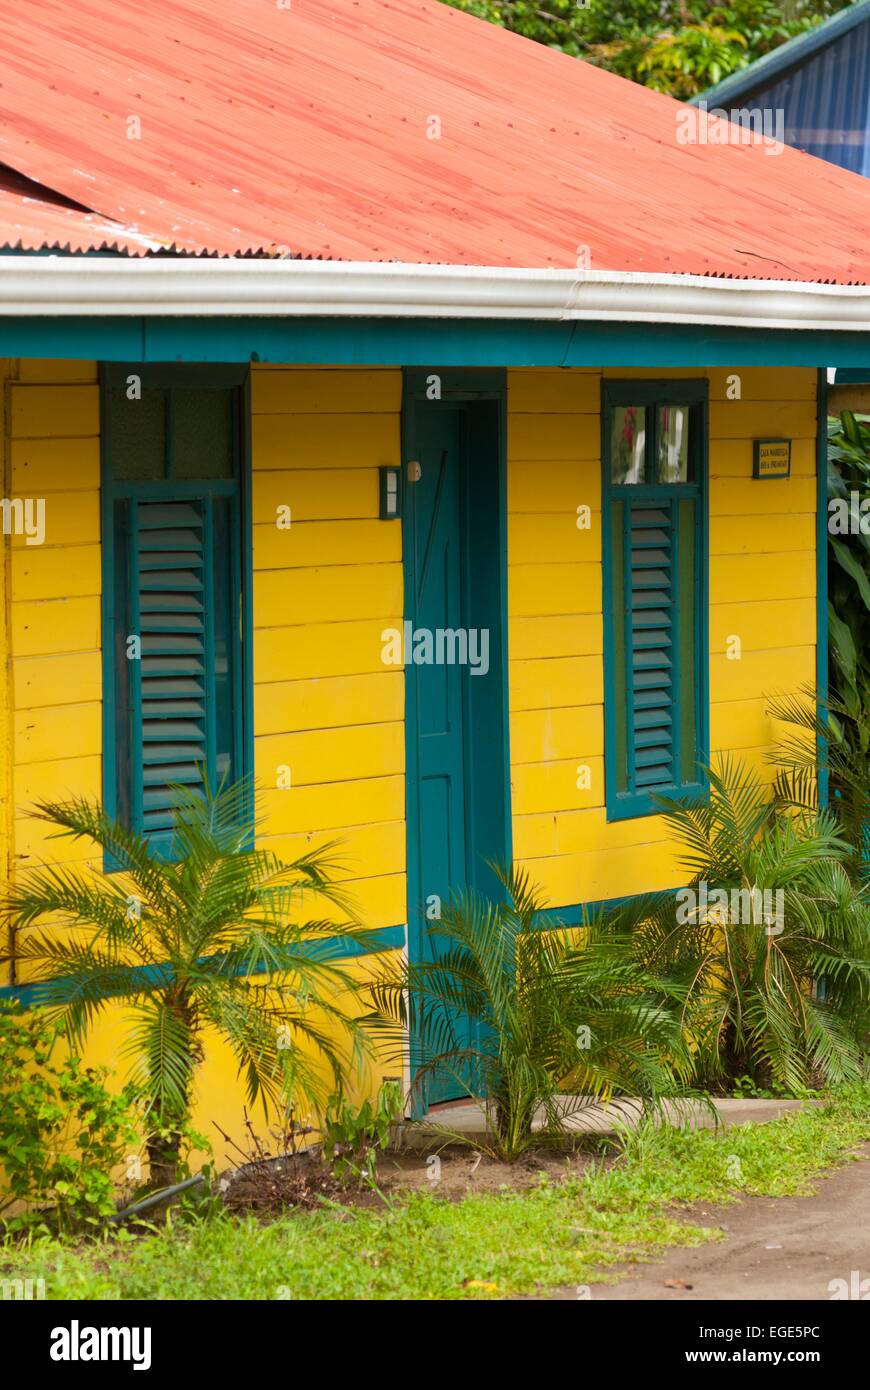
[[2, 0, 870, 1139]]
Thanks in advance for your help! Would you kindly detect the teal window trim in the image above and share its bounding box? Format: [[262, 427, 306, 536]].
[[601, 379, 710, 821], [100, 364, 253, 867]]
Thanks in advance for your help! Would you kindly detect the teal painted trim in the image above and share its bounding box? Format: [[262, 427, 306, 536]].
[[0, 925, 406, 1010], [401, 368, 512, 938], [697, 0, 870, 106], [8, 317, 870, 368], [817, 369, 830, 807], [601, 380, 710, 822]]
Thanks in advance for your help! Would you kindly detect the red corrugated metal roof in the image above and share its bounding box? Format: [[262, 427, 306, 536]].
[[0, 165, 160, 254], [1, 0, 870, 280]]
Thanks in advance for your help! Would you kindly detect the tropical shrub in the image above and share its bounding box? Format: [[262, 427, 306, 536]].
[[368, 866, 690, 1161], [1, 779, 373, 1189], [321, 1080, 404, 1189], [0, 1002, 139, 1234], [632, 760, 870, 1092], [827, 410, 870, 741], [767, 686, 869, 887]]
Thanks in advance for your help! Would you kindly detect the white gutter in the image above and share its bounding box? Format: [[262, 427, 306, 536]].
[[1, 256, 870, 331]]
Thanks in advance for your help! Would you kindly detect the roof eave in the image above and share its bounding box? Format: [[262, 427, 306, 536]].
[[1, 256, 869, 332]]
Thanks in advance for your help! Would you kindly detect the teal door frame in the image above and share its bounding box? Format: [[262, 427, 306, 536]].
[[401, 368, 511, 1109]]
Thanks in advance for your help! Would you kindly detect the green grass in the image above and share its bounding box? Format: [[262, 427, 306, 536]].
[[4, 1089, 869, 1301]]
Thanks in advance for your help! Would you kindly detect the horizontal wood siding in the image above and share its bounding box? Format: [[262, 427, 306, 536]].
[[6, 361, 102, 902], [250, 366, 406, 932], [508, 365, 818, 907]]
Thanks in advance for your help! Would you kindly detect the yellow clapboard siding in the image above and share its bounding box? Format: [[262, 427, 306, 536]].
[[601, 367, 705, 380], [509, 655, 603, 711], [13, 651, 101, 710], [510, 705, 603, 765], [10, 492, 100, 548], [710, 598, 816, 653], [508, 562, 601, 616], [12, 597, 101, 658], [710, 477, 816, 516], [252, 468, 378, 523], [259, 820, 406, 881], [254, 563, 402, 626], [710, 645, 815, 703], [710, 553, 815, 604], [508, 512, 601, 565], [252, 519, 400, 569], [254, 671, 404, 735], [508, 414, 599, 461], [710, 513, 813, 555], [251, 369, 402, 414], [252, 413, 400, 469], [254, 619, 393, 683], [509, 613, 601, 661], [14, 815, 101, 870], [16, 360, 98, 384], [710, 437, 815, 478], [519, 841, 683, 908], [10, 438, 101, 494], [707, 368, 816, 402], [508, 370, 601, 413], [15, 701, 102, 765], [514, 806, 670, 860], [511, 757, 603, 815], [508, 457, 600, 514], [710, 400, 816, 440], [12, 545, 101, 602], [15, 754, 101, 809], [328, 872, 406, 930], [260, 774, 404, 834], [710, 697, 793, 753], [255, 721, 404, 786], [10, 385, 99, 439]]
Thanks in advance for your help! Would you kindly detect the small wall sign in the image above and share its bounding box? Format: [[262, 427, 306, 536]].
[[753, 438, 792, 480]]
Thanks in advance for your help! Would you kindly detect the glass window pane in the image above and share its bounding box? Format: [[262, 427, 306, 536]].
[[174, 389, 234, 479], [610, 405, 646, 484], [656, 405, 690, 483], [109, 387, 166, 480]]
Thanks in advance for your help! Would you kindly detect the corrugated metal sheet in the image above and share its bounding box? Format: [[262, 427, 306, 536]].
[[2, 0, 870, 279], [0, 165, 160, 254], [713, 20, 870, 177]]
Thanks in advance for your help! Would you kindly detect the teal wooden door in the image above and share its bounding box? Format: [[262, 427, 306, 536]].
[[403, 378, 509, 1108]]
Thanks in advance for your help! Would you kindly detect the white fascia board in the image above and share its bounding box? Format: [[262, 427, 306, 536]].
[[0, 256, 869, 330]]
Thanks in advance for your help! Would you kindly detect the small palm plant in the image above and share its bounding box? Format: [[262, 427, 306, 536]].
[[634, 759, 870, 1092], [1, 779, 373, 1188], [368, 865, 690, 1162]]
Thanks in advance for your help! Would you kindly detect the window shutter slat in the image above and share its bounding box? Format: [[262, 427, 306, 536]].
[[134, 500, 207, 835], [627, 498, 676, 794]]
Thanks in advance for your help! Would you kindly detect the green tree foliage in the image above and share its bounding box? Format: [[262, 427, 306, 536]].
[[448, 0, 846, 99]]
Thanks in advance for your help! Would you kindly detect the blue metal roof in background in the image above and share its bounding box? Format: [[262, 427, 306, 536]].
[[700, 1, 870, 174]]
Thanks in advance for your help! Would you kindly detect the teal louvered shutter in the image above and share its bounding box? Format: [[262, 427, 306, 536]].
[[604, 384, 707, 821], [103, 369, 246, 857], [136, 500, 208, 836], [629, 500, 676, 791]]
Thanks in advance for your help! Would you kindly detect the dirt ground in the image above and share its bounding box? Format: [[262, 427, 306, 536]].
[[545, 1143, 870, 1301]]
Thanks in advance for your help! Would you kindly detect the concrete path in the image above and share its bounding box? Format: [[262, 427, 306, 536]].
[[397, 1095, 819, 1148]]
